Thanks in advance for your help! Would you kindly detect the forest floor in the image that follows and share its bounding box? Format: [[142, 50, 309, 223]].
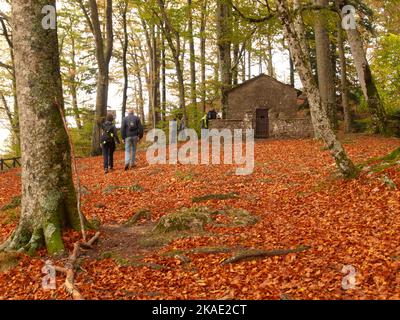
[[0, 134, 399, 300]]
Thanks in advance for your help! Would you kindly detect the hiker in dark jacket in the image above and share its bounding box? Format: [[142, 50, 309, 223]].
[[101, 113, 120, 174], [121, 108, 144, 170]]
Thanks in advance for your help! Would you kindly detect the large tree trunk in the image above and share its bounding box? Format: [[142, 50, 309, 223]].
[[140, 19, 153, 125], [131, 38, 146, 124], [337, 0, 387, 134], [1, 0, 85, 255], [336, 1, 351, 133], [275, 0, 357, 178], [161, 31, 166, 121], [151, 24, 161, 126], [314, 0, 337, 130], [292, 0, 320, 138], [188, 0, 197, 107], [121, 0, 129, 120], [217, 0, 232, 119], [200, 0, 208, 113]]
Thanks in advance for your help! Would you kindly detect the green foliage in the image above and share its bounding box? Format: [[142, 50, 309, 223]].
[[69, 108, 95, 157], [372, 34, 400, 114]]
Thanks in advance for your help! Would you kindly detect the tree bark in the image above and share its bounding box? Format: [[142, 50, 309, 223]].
[[217, 0, 232, 119], [314, 0, 337, 130], [161, 30, 167, 121], [336, 2, 352, 133], [293, 0, 320, 137], [121, 0, 129, 120], [200, 0, 208, 112], [1, 0, 85, 255], [337, 0, 387, 134], [275, 0, 357, 178], [151, 24, 161, 126], [188, 0, 197, 107]]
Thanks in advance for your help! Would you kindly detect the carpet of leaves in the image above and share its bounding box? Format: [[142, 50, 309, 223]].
[[0, 134, 399, 300]]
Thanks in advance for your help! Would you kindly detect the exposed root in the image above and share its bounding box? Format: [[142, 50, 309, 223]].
[[221, 245, 311, 265], [55, 231, 100, 300]]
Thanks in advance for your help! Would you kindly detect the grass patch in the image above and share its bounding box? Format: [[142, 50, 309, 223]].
[[137, 206, 258, 249], [153, 207, 213, 234], [1, 196, 21, 212], [0, 208, 20, 225], [175, 170, 197, 181], [103, 184, 144, 194], [192, 192, 239, 203], [124, 209, 151, 226], [357, 147, 400, 173]]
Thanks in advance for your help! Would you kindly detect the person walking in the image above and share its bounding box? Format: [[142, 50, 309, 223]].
[[100, 113, 120, 174], [121, 108, 144, 170]]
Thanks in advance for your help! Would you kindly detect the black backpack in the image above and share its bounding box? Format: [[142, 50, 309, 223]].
[[128, 118, 138, 132], [101, 122, 115, 144]]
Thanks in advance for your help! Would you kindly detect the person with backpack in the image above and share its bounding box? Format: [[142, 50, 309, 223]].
[[121, 108, 144, 170], [100, 113, 120, 174]]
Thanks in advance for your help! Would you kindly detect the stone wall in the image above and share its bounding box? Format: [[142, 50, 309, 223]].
[[208, 119, 247, 131], [269, 117, 314, 138]]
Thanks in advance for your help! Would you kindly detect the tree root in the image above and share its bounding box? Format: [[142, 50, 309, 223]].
[[55, 232, 100, 300], [221, 245, 311, 265]]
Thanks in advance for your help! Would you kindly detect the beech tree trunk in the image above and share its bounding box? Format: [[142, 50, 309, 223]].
[[200, 0, 208, 113], [188, 0, 197, 107], [335, 2, 352, 133], [151, 24, 161, 126], [161, 31, 167, 121], [292, 0, 320, 138], [121, 0, 129, 120], [217, 0, 232, 119], [275, 0, 357, 178], [314, 0, 337, 130], [1, 0, 85, 255], [336, 0, 387, 134]]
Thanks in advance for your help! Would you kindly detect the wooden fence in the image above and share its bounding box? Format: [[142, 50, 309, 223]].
[[0, 157, 21, 172]]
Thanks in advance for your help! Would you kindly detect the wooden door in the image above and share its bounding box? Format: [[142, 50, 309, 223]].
[[255, 108, 269, 138]]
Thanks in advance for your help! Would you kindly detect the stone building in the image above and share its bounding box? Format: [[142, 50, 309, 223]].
[[209, 74, 314, 138]]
